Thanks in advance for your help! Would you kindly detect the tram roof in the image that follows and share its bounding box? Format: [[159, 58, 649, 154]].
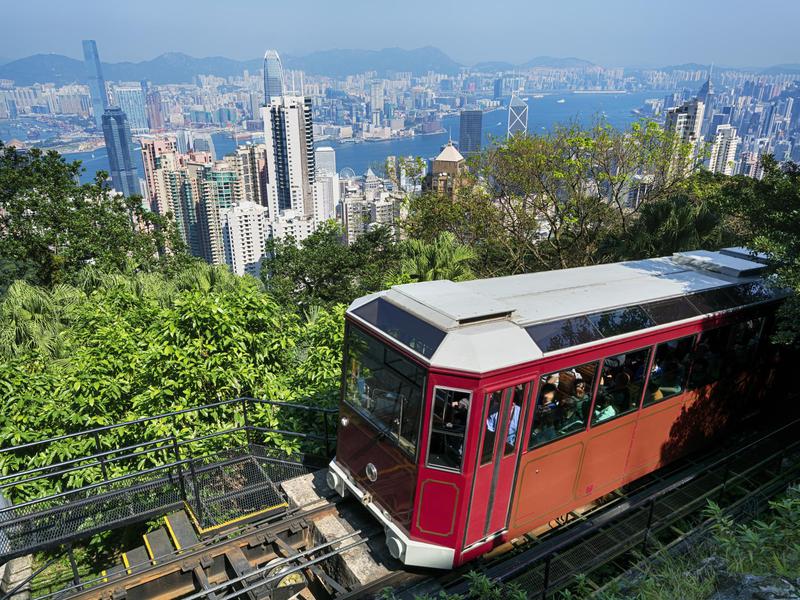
[[348, 250, 782, 373]]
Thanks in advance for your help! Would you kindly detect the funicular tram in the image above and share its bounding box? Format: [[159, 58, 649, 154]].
[[326, 249, 785, 569]]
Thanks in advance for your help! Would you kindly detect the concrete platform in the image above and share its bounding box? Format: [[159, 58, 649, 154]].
[[280, 469, 395, 589]]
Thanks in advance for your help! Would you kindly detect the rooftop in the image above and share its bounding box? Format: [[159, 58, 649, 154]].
[[348, 250, 779, 373]]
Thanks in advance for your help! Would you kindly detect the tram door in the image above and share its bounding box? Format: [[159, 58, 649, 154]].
[[464, 383, 528, 547]]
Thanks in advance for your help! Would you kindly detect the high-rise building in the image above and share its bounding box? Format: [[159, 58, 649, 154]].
[[707, 124, 740, 175], [81, 40, 108, 129], [232, 144, 270, 209], [221, 201, 270, 277], [459, 109, 483, 155], [263, 50, 285, 105], [190, 133, 216, 159], [140, 137, 177, 212], [198, 162, 242, 265], [261, 95, 316, 220], [313, 172, 340, 223], [101, 108, 139, 197], [665, 98, 705, 169], [145, 90, 164, 131], [113, 85, 149, 133], [315, 146, 337, 175], [507, 94, 528, 138], [370, 80, 384, 126]]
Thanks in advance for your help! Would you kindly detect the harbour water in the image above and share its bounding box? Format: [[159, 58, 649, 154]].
[[64, 91, 659, 184]]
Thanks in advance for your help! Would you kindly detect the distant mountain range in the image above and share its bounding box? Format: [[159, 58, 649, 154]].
[[0, 47, 598, 86], [1, 48, 797, 86]]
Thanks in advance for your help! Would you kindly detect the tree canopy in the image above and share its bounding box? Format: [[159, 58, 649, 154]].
[[0, 141, 187, 293]]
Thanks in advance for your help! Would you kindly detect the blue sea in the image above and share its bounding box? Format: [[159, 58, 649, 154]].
[[64, 91, 659, 184]]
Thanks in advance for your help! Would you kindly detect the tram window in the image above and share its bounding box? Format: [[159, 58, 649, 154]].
[[592, 348, 652, 426], [643, 297, 701, 325], [353, 298, 446, 359], [687, 288, 740, 314], [727, 318, 764, 370], [526, 316, 602, 352], [481, 390, 504, 465], [688, 325, 732, 389], [503, 384, 527, 456], [528, 362, 598, 450], [588, 306, 655, 338], [645, 335, 697, 406], [427, 388, 471, 472], [344, 326, 425, 455]]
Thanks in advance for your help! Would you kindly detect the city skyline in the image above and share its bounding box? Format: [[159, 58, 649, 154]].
[[2, 0, 799, 68]]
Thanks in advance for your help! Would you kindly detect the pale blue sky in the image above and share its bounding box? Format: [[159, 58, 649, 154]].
[[2, 0, 797, 67]]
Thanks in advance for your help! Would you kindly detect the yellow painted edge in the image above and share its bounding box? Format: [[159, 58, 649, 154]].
[[163, 515, 181, 551], [121, 552, 131, 575], [183, 500, 289, 534], [143, 533, 156, 564], [101, 569, 107, 583]]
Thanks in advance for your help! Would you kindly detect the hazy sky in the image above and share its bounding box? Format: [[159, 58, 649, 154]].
[[2, 0, 798, 68]]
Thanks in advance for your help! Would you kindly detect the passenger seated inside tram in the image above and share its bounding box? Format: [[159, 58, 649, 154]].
[[530, 409, 557, 445], [539, 383, 558, 411], [557, 395, 584, 434], [593, 394, 617, 422], [570, 378, 592, 420], [484, 385, 523, 449], [598, 370, 631, 413], [652, 361, 684, 397]]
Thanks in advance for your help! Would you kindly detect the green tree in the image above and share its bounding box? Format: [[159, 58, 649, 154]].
[[715, 157, 800, 344], [400, 231, 476, 282], [600, 194, 731, 261], [403, 119, 694, 276], [0, 142, 186, 292], [261, 221, 401, 308]]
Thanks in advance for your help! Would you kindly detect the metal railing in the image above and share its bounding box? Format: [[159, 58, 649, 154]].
[[0, 397, 338, 561]]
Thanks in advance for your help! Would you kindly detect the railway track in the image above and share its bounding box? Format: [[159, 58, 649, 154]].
[[27, 494, 380, 600], [18, 418, 800, 600], [396, 416, 800, 599]]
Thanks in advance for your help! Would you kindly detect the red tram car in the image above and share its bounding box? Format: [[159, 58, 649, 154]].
[[326, 249, 784, 568]]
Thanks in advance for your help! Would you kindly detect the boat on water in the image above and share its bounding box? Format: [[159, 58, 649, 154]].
[[532, 94, 545, 99], [557, 99, 566, 104]]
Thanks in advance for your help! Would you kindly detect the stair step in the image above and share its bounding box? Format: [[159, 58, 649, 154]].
[[164, 510, 199, 551], [101, 564, 126, 583], [122, 545, 151, 575], [143, 528, 173, 563]]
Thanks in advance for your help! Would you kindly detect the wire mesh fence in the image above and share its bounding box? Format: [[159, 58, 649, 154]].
[[0, 398, 337, 561]]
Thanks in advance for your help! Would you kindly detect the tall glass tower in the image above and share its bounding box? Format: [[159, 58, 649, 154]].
[[263, 50, 285, 105], [81, 40, 109, 129], [507, 94, 528, 139], [113, 86, 149, 133], [459, 109, 483, 155], [101, 108, 139, 197]]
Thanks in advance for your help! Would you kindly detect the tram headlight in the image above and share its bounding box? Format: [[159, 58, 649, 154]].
[[386, 532, 405, 561]]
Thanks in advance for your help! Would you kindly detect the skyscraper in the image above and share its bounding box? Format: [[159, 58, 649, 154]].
[[507, 94, 528, 138], [140, 137, 177, 211], [665, 98, 706, 161], [81, 40, 109, 129], [113, 85, 149, 133], [101, 108, 139, 197], [263, 50, 285, 105], [261, 95, 316, 219], [315, 146, 337, 175], [145, 90, 164, 131], [232, 144, 269, 209], [459, 109, 483, 155], [370, 80, 384, 126], [221, 201, 270, 277], [708, 124, 740, 175]]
